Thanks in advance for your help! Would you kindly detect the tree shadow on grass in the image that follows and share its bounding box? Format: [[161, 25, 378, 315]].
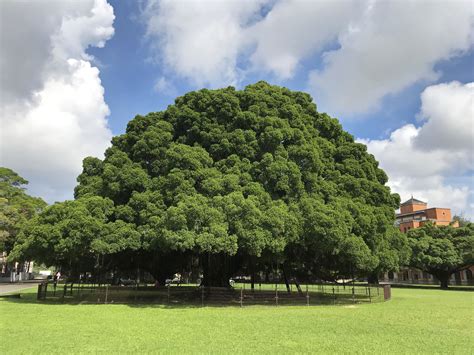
[[0, 288, 378, 309]]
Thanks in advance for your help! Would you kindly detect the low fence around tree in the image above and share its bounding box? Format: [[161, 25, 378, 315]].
[[37, 281, 390, 306]]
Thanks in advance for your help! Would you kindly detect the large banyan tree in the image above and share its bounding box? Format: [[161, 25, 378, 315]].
[[12, 82, 409, 286]]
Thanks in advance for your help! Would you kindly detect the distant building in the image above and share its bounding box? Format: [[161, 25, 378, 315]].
[[396, 197, 458, 233], [382, 197, 472, 285], [0, 254, 33, 282]]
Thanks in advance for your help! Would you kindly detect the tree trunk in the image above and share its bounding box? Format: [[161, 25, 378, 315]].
[[151, 268, 171, 287], [201, 253, 232, 287], [144, 251, 182, 286], [368, 272, 379, 285], [439, 276, 450, 289], [250, 257, 255, 291], [294, 278, 303, 294], [190, 255, 200, 284], [282, 266, 291, 293], [432, 270, 451, 289]]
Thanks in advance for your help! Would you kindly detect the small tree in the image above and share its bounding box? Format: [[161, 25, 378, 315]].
[[0, 167, 46, 273], [10, 196, 141, 280], [407, 223, 474, 289], [452, 215, 471, 227]]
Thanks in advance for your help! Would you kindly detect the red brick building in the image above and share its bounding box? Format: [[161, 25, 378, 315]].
[[396, 197, 458, 233], [382, 197, 472, 285]]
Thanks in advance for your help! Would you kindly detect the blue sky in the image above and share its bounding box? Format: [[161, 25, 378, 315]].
[[1, 0, 473, 218], [93, 0, 473, 139]]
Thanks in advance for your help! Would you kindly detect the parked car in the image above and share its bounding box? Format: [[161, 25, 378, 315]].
[[117, 278, 137, 286]]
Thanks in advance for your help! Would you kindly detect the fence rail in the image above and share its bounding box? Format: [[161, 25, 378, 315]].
[[37, 281, 390, 306]]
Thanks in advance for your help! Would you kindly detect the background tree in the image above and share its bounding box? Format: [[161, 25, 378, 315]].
[[452, 215, 471, 227], [10, 196, 141, 280], [407, 222, 474, 289], [12, 82, 404, 286], [0, 167, 46, 273]]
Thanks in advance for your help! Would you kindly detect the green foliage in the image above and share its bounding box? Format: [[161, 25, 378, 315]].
[[452, 214, 471, 227], [12, 82, 403, 282], [10, 196, 141, 272], [407, 222, 474, 288], [0, 167, 46, 252]]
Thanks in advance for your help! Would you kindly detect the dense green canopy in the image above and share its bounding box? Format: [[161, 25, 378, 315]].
[[0, 167, 46, 254], [407, 222, 474, 288], [11, 82, 408, 285]]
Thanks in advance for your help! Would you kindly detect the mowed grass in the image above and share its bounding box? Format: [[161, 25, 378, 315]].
[[1, 287, 472, 354]]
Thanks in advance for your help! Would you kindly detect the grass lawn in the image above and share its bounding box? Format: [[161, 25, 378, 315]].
[[1, 287, 472, 354]]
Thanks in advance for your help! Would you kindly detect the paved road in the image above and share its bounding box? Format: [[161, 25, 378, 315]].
[[0, 282, 39, 295]]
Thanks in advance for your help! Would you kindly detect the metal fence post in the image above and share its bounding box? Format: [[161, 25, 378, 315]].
[[275, 285, 278, 307], [37, 283, 43, 300], [105, 285, 108, 304], [167, 284, 170, 304], [383, 284, 391, 301], [368, 287, 372, 303], [306, 284, 309, 306], [352, 286, 355, 304], [201, 286, 204, 307], [240, 287, 243, 308], [332, 286, 335, 305]]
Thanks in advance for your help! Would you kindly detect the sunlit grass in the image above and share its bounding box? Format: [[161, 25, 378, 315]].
[[0, 287, 472, 354]]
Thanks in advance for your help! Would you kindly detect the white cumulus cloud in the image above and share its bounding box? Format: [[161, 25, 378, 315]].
[[0, 0, 115, 203], [247, 0, 365, 79], [416, 81, 474, 154], [308, 0, 473, 115], [142, 0, 265, 87], [142, 0, 473, 115], [359, 82, 474, 218]]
